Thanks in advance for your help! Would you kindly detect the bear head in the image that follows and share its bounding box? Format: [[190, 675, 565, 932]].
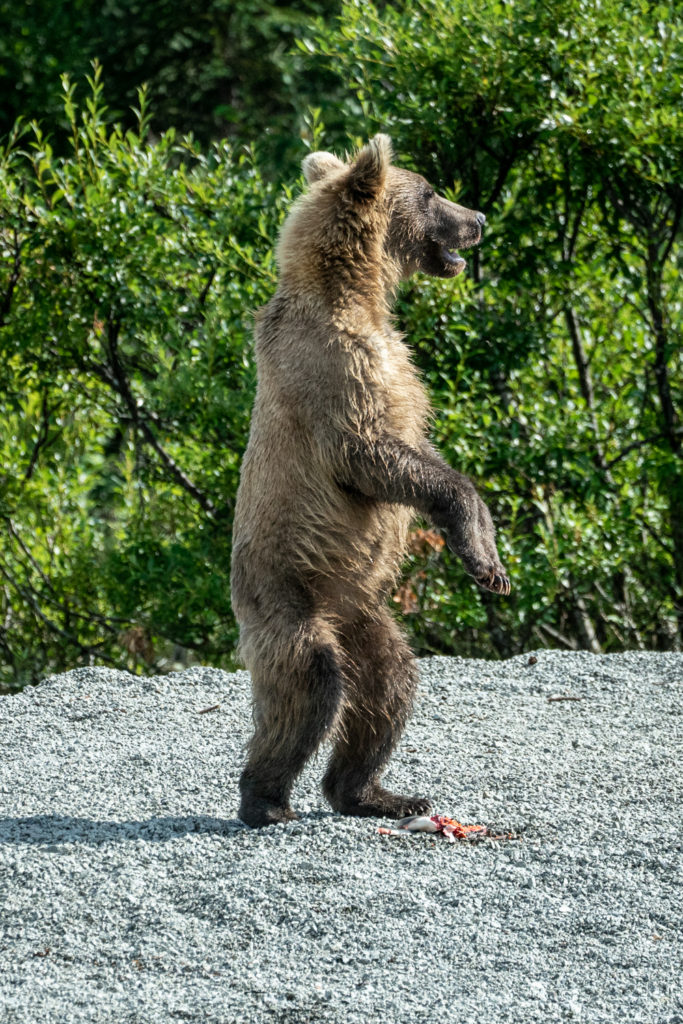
[[300, 134, 485, 282]]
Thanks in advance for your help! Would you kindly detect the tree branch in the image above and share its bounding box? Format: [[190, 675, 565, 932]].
[[534, 621, 577, 649], [604, 430, 682, 470], [104, 317, 218, 517], [0, 561, 119, 664], [0, 227, 22, 329], [23, 392, 65, 482], [647, 244, 680, 455]]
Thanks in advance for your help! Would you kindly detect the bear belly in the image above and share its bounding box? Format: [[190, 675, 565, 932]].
[[305, 500, 413, 618], [231, 465, 412, 629]]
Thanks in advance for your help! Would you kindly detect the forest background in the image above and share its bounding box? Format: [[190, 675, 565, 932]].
[[0, 0, 681, 691]]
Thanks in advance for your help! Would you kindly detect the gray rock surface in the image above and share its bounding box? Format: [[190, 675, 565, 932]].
[[0, 651, 681, 1023]]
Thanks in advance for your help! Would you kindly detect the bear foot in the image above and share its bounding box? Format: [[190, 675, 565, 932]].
[[326, 783, 432, 820], [238, 793, 299, 829]]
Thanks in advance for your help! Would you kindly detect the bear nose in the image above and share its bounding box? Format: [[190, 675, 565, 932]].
[[475, 211, 486, 227]]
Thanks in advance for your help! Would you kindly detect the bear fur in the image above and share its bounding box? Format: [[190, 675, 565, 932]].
[[231, 135, 509, 828]]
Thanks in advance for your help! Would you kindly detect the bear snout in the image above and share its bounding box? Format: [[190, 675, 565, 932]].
[[433, 196, 484, 249]]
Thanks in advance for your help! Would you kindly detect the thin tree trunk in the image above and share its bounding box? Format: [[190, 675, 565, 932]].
[[564, 305, 612, 479], [645, 242, 683, 640]]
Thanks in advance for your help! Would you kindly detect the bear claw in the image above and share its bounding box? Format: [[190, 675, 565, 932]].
[[327, 787, 432, 820], [477, 572, 511, 596]]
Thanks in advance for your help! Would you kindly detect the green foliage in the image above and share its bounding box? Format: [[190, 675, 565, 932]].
[[1, 0, 682, 689], [0, 0, 341, 173], [306, 0, 682, 656], [0, 68, 285, 689]]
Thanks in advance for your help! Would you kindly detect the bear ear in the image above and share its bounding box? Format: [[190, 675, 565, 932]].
[[346, 134, 392, 201], [302, 150, 345, 184]]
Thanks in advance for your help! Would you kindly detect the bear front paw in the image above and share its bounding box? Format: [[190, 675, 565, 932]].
[[466, 556, 510, 595], [447, 539, 511, 596]]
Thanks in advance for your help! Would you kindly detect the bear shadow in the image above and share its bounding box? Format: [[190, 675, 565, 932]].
[[0, 813, 246, 845], [0, 809, 339, 845]]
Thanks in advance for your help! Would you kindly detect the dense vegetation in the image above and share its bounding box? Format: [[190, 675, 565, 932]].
[[1, 0, 681, 690], [0, 0, 342, 167]]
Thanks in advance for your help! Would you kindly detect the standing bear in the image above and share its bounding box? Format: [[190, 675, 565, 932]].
[[231, 134, 510, 828]]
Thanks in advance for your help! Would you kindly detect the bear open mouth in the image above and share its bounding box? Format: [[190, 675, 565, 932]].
[[441, 246, 467, 275]]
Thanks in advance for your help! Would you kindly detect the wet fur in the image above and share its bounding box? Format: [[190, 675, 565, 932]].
[[231, 135, 509, 827]]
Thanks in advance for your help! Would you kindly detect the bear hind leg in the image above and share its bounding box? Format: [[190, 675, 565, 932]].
[[322, 612, 431, 819], [239, 620, 344, 828]]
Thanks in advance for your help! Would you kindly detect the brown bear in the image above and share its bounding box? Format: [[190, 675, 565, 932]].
[[230, 134, 510, 829]]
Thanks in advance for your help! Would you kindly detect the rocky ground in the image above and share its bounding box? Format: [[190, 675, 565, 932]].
[[1, 650, 681, 1023]]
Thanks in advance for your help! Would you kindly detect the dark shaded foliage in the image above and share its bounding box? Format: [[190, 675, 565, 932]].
[[0, 0, 341, 169]]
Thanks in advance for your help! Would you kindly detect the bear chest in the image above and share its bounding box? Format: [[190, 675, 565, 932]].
[[366, 331, 430, 439]]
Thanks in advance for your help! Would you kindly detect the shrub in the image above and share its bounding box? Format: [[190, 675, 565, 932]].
[[304, 0, 682, 655], [0, 67, 285, 689], [2, 1, 681, 690]]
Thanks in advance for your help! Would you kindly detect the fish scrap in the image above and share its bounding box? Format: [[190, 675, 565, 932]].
[[378, 814, 516, 842]]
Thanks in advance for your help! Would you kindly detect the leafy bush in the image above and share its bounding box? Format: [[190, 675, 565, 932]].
[[304, 0, 682, 656], [0, 0, 342, 170], [0, 68, 285, 689], [1, 0, 681, 691]]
